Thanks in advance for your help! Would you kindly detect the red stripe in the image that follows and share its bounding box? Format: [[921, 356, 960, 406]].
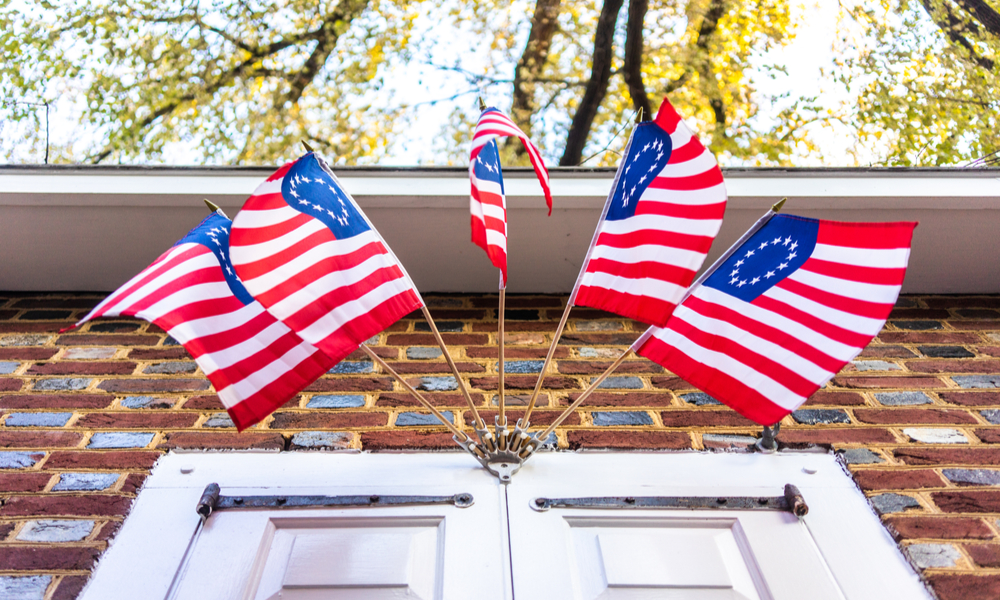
[[637, 335, 789, 426], [596, 229, 716, 254], [666, 139, 704, 164], [799, 257, 907, 286], [227, 212, 314, 246], [206, 328, 315, 389], [265, 162, 294, 183], [752, 294, 872, 348], [157, 304, 272, 357], [654, 98, 681, 134], [817, 220, 917, 249], [585, 258, 696, 288], [315, 289, 423, 361], [280, 265, 410, 333], [116, 266, 229, 316], [777, 277, 894, 320], [682, 295, 844, 373], [244, 192, 288, 211], [472, 188, 505, 208], [635, 200, 726, 220], [232, 226, 337, 281], [574, 286, 678, 327], [666, 314, 820, 397], [648, 168, 723, 191]]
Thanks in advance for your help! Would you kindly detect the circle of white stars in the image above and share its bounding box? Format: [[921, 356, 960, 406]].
[[620, 138, 667, 207], [727, 235, 800, 289], [287, 171, 351, 227]]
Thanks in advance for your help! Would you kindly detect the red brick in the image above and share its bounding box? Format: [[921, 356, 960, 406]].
[[939, 391, 1000, 406], [858, 345, 917, 358], [926, 297, 1000, 309], [121, 473, 146, 495], [74, 412, 198, 429], [0, 546, 101, 571], [127, 348, 190, 360], [928, 574, 1000, 600], [831, 375, 944, 389], [981, 346, 1000, 358], [851, 469, 946, 490], [0, 378, 22, 391], [52, 575, 89, 600], [0, 431, 83, 448], [57, 334, 160, 346], [803, 391, 866, 406], [906, 359, 1000, 373], [346, 346, 397, 360], [889, 308, 951, 319], [158, 432, 284, 450], [472, 322, 554, 332], [403, 308, 486, 320], [466, 346, 569, 359], [361, 430, 458, 451], [660, 411, 755, 427], [471, 296, 562, 308], [566, 308, 619, 320], [853, 408, 978, 425], [947, 320, 1000, 331], [965, 544, 1000, 568], [0, 393, 115, 409], [97, 378, 210, 393], [0, 310, 14, 319], [468, 410, 580, 427], [0, 472, 52, 492], [0, 348, 57, 360], [558, 361, 662, 375], [878, 332, 981, 344], [94, 520, 121, 542], [469, 375, 579, 390], [386, 333, 488, 346], [777, 428, 896, 445], [306, 377, 393, 392], [885, 516, 995, 540], [649, 376, 694, 390], [558, 332, 640, 345], [561, 392, 674, 408], [896, 448, 1000, 466], [375, 393, 478, 408], [27, 361, 137, 375], [932, 491, 1000, 513], [567, 430, 690, 450], [44, 451, 162, 469], [975, 429, 1000, 443], [182, 395, 225, 409], [383, 361, 484, 374], [270, 412, 387, 429], [0, 322, 71, 333], [0, 522, 14, 539], [1, 494, 134, 517]]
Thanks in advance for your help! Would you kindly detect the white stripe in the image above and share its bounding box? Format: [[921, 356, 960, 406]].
[[669, 123, 693, 150], [599, 213, 723, 238], [229, 218, 328, 266], [472, 178, 505, 203], [811, 243, 911, 269], [216, 341, 319, 409], [480, 203, 506, 222], [693, 286, 860, 360], [580, 271, 686, 304], [103, 252, 219, 317], [230, 205, 302, 229], [790, 268, 901, 305], [240, 229, 385, 295], [134, 281, 234, 324], [267, 252, 401, 322], [154, 300, 265, 345], [588, 243, 706, 271], [640, 182, 728, 206], [670, 304, 832, 385], [765, 285, 886, 336], [250, 178, 282, 197], [297, 276, 416, 343], [197, 320, 294, 375], [485, 229, 507, 251], [652, 326, 807, 411], [656, 150, 718, 178]]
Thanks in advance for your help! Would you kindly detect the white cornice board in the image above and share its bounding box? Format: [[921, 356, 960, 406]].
[[1, 168, 997, 292]]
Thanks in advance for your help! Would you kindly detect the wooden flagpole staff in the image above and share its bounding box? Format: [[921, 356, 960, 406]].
[[497, 272, 507, 448]]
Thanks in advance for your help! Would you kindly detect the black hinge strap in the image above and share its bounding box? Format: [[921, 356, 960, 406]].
[[531, 484, 808, 516]]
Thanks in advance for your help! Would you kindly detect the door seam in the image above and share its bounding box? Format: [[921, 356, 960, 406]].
[[503, 483, 515, 600]]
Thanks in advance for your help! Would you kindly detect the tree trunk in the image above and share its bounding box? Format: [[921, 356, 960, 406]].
[[511, 0, 562, 147], [623, 0, 651, 122], [559, 0, 625, 166]]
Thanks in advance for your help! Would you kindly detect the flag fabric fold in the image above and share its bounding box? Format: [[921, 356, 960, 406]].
[[470, 107, 552, 213], [572, 98, 728, 327], [633, 215, 917, 426], [229, 152, 423, 364], [470, 137, 509, 284], [74, 214, 334, 431]]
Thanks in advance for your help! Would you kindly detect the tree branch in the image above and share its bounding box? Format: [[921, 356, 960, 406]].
[[953, 0, 1000, 38], [559, 0, 625, 166], [623, 0, 651, 121], [511, 0, 562, 141], [920, 0, 995, 70]]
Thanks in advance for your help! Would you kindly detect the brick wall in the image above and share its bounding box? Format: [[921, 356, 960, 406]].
[[0, 293, 999, 599]]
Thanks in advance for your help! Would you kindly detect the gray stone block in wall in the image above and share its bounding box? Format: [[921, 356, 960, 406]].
[[4, 413, 72, 427], [0, 452, 43, 469], [942, 469, 1000, 486], [592, 411, 654, 426], [396, 411, 454, 426], [953, 375, 1000, 389], [53, 473, 119, 492], [875, 391, 932, 406], [87, 432, 155, 449], [328, 361, 373, 374], [905, 543, 961, 569], [17, 520, 95, 543], [682, 392, 721, 406], [307, 395, 366, 409], [595, 376, 643, 390], [839, 448, 885, 464], [406, 347, 442, 360], [290, 431, 354, 450], [792, 409, 851, 425], [503, 361, 543, 374], [33, 378, 91, 391], [121, 396, 175, 409], [870, 493, 921, 514], [415, 377, 458, 392], [0, 361, 19, 374], [0, 575, 52, 600]]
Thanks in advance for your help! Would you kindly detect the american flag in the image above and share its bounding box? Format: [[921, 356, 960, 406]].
[[469, 137, 508, 283], [74, 214, 334, 431], [229, 152, 423, 363], [471, 107, 551, 208], [572, 98, 727, 327], [633, 215, 917, 426]]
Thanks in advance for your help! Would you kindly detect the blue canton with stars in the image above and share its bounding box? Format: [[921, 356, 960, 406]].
[[473, 138, 505, 193], [703, 214, 820, 302], [282, 153, 371, 239], [175, 213, 255, 306], [606, 121, 673, 221]]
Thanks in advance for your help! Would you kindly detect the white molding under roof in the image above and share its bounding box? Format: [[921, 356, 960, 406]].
[[1, 166, 998, 293]]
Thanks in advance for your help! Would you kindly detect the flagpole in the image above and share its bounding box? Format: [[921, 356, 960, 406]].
[[515, 127, 639, 436], [497, 271, 507, 449]]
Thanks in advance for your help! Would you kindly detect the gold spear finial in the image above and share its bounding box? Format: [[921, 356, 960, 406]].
[[771, 197, 787, 213], [204, 199, 230, 219], [301, 140, 315, 153], [478, 96, 487, 111]]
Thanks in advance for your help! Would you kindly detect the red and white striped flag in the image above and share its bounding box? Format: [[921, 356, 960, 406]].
[[229, 152, 423, 363], [571, 98, 727, 327], [470, 107, 552, 285], [633, 215, 917, 425], [73, 213, 334, 430]]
